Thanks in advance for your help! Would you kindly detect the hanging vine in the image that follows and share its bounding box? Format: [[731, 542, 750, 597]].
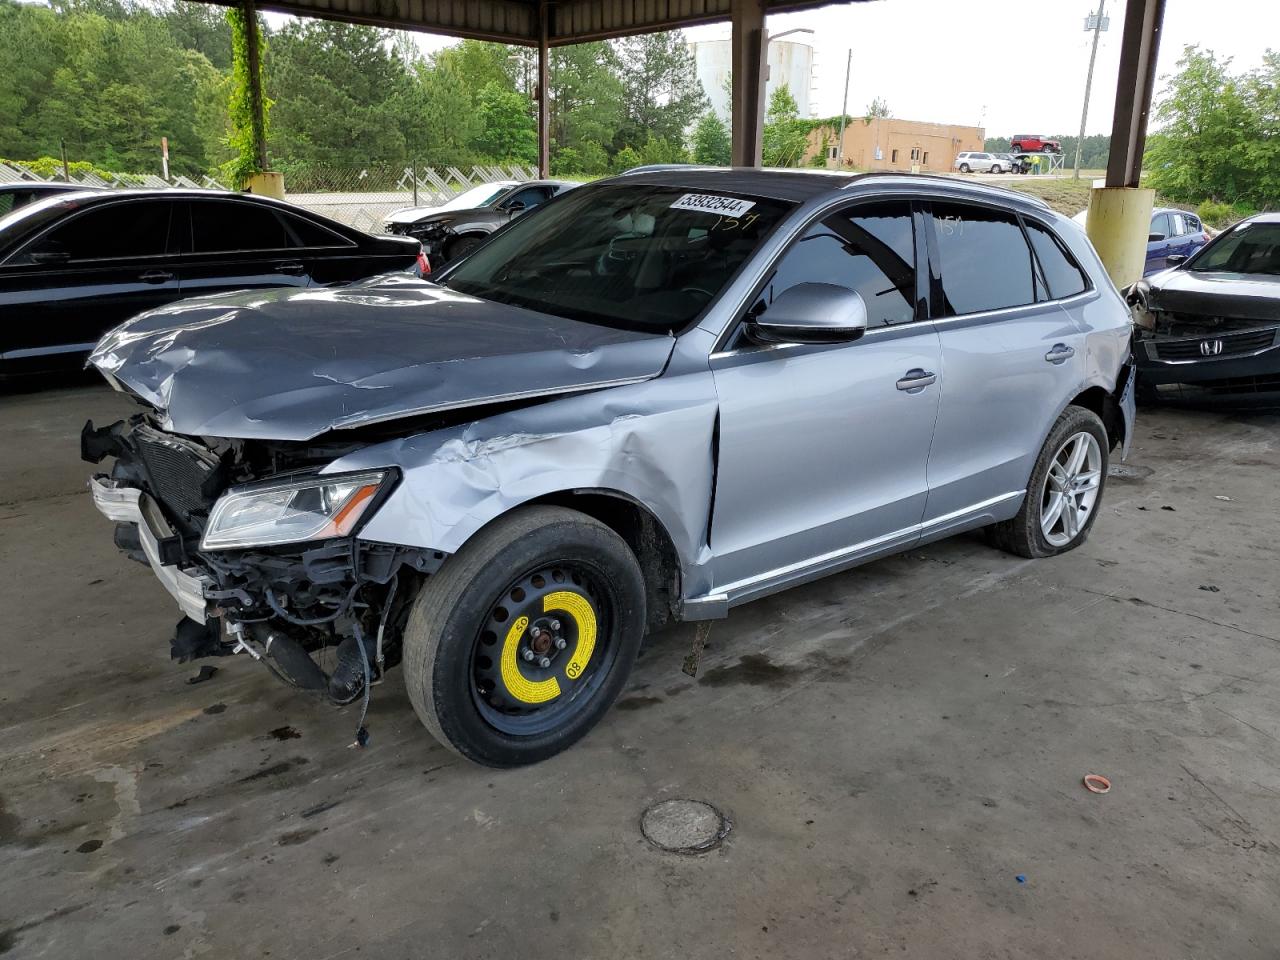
[[224, 6, 272, 188]]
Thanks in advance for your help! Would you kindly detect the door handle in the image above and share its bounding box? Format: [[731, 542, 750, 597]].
[[138, 270, 173, 284], [896, 369, 937, 392], [1045, 344, 1076, 364], [274, 262, 306, 276]]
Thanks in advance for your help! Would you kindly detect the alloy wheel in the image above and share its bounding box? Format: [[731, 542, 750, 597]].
[[1040, 431, 1103, 547]]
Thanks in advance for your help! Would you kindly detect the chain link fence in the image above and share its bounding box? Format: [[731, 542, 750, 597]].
[[0, 160, 538, 233], [280, 163, 538, 232]]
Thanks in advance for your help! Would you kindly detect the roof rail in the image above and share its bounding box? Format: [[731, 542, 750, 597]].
[[618, 163, 706, 175], [841, 171, 1053, 210]]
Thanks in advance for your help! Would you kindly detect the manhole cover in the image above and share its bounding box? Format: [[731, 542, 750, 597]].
[[641, 799, 730, 854]]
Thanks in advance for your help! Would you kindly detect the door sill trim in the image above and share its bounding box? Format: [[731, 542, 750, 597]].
[[684, 490, 1024, 616]]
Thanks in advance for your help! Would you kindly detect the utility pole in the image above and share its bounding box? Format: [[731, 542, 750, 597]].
[[1074, 0, 1107, 180], [835, 49, 851, 168]]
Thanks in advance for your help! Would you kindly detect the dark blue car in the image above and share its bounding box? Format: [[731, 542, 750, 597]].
[[1146, 207, 1208, 276]]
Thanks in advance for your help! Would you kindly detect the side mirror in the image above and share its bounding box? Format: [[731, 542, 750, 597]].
[[31, 243, 71, 265], [1165, 253, 1187, 266], [1148, 232, 1166, 243], [748, 283, 869, 345]]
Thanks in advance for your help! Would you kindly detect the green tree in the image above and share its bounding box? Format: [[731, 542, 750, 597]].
[[550, 41, 624, 157], [691, 110, 731, 165], [864, 96, 891, 121], [639, 135, 686, 165], [266, 20, 418, 164], [473, 81, 537, 163], [612, 145, 642, 174], [612, 31, 707, 150], [762, 84, 808, 167], [1144, 46, 1266, 206]]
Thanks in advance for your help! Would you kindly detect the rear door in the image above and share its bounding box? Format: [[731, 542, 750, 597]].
[[176, 197, 316, 298], [708, 199, 941, 594], [0, 197, 181, 366], [921, 200, 1087, 524], [271, 208, 398, 286]]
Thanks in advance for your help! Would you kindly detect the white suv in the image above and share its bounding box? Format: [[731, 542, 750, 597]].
[[953, 152, 1006, 174]]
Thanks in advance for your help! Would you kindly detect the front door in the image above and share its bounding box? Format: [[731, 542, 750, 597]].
[[921, 201, 1088, 523], [0, 198, 182, 370], [708, 200, 941, 596]]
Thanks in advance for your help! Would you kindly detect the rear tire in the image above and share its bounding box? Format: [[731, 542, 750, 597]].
[[402, 506, 646, 767], [988, 405, 1109, 559], [959, 163, 971, 173]]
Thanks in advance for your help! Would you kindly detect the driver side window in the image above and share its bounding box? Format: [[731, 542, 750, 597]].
[[761, 201, 917, 329], [505, 187, 551, 210]]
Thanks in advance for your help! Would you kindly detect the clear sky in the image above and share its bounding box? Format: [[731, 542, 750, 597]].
[[394, 0, 1277, 138]]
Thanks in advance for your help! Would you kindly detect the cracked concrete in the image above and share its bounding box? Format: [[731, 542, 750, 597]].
[[1, 380, 1278, 959]]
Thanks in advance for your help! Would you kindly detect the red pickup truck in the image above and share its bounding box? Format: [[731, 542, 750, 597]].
[[1010, 135, 1061, 154]]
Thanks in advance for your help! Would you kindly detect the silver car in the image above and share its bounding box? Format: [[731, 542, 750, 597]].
[[84, 170, 1135, 767], [954, 151, 1008, 174]]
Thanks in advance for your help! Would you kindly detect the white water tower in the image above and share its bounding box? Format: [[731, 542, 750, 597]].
[[693, 37, 815, 120]]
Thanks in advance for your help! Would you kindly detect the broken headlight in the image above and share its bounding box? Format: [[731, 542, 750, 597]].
[[201, 470, 389, 551]]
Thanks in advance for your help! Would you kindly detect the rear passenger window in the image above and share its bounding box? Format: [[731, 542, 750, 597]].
[[763, 201, 916, 328], [930, 203, 1035, 315], [192, 200, 289, 253], [1024, 219, 1088, 300], [281, 212, 349, 248]]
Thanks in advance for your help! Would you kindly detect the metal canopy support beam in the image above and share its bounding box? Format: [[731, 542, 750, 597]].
[[241, 0, 269, 172], [730, 0, 768, 167], [1105, 0, 1166, 187], [537, 1, 550, 178]]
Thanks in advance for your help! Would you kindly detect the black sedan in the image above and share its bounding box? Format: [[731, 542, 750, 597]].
[[382, 180, 576, 264], [1130, 213, 1280, 405], [0, 189, 423, 377]]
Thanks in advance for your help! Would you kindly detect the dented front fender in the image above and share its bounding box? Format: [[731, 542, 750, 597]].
[[326, 370, 722, 599]]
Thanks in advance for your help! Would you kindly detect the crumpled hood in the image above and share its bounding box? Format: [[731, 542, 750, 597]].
[[89, 274, 675, 441], [1149, 269, 1280, 322], [384, 205, 447, 225]]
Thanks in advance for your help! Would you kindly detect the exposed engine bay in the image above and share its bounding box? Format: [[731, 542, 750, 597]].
[[82, 413, 446, 727]]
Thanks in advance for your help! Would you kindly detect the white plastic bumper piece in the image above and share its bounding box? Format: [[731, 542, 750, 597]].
[[89, 476, 212, 623]]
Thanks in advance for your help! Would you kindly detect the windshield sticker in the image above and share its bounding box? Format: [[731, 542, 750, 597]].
[[669, 194, 756, 218]]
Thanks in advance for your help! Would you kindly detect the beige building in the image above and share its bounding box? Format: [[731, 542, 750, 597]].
[[804, 117, 985, 173]]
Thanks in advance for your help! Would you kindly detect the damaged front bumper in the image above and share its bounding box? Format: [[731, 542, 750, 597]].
[[89, 475, 212, 622]]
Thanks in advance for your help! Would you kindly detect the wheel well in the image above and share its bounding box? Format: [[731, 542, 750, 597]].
[[526, 491, 682, 633], [1069, 385, 1123, 451]]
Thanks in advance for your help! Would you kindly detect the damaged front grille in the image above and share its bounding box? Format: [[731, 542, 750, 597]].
[[132, 424, 222, 534], [1151, 326, 1278, 361]]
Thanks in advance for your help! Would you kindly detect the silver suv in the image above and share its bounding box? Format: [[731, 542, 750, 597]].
[[85, 170, 1135, 767], [954, 151, 1007, 174]]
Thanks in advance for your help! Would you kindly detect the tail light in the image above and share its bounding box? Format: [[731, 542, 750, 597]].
[[416, 246, 431, 276], [1203, 232, 1210, 242]]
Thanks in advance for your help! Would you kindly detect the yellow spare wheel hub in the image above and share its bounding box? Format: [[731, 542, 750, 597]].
[[475, 566, 606, 727]]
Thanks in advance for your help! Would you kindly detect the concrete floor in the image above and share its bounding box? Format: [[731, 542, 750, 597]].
[[2, 380, 1278, 959]]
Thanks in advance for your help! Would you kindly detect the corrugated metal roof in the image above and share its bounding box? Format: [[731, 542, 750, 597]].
[[199, 0, 869, 45]]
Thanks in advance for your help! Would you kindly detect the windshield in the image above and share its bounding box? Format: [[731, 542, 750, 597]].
[[444, 182, 794, 332], [1189, 221, 1280, 277], [433, 183, 514, 213]]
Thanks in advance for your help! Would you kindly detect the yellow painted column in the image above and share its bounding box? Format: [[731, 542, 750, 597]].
[[245, 171, 285, 200], [1085, 186, 1154, 289]]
